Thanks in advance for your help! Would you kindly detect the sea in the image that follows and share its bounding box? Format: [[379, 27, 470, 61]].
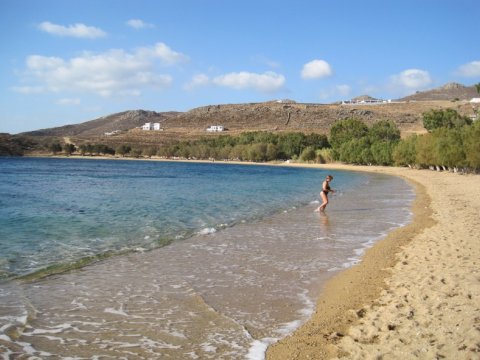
[[0, 157, 414, 359]]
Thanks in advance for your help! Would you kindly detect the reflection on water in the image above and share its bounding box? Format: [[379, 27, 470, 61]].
[[318, 212, 330, 228]]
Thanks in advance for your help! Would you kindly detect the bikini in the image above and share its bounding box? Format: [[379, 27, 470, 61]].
[[322, 182, 331, 195]]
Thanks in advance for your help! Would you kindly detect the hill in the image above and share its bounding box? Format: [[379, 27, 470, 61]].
[[21, 110, 180, 138], [16, 83, 479, 147], [159, 100, 473, 136], [398, 83, 478, 101]]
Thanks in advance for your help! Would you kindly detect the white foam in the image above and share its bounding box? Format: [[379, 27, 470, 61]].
[[201, 342, 217, 352], [27, 323, 71, 335], [104, 307, 128, 316], [246, 337, 278, 360], [197, 227, 217, 235]]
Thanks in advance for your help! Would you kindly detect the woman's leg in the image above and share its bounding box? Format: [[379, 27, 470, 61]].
[[317, 192, 328, 212]]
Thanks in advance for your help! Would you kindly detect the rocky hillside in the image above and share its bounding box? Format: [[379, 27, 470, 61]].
[[398, 83, 478, 101], [18, 83, 479, 142], [160, 100, 473, 136], [21, 110, 180, 138]]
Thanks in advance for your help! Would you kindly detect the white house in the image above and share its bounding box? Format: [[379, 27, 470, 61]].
[[470, 98, 480, 103], [142, 122, 161, 131], [206, 125, 225, 132]]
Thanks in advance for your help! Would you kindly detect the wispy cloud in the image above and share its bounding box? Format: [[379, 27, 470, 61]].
[[15, 42, 188, 97], [126, 19, 155, 29], [212, 71, 285, 93], [456, 60, 480, 77], [184, 74, 210, 90], [38, 21, 106, 39], [389, 69, 432, 91], [11, 85, 45, 94], [56, 98, 81, 105], [301, 59, 333, 80]]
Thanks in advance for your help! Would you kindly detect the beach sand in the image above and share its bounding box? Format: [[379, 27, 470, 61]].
[[267, 164, 480, 359]]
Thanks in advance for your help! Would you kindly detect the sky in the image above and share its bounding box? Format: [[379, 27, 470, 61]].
[[1, 0, 479, 134]]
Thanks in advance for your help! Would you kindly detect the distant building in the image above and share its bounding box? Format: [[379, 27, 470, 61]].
[[104, 130, 121, 136], [206, 125, 225, 132], [142, 122, 162, 131], [342, 96, 391, 105], [470, 98, 480, 103]]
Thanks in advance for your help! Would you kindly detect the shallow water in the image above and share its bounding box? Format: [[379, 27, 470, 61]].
[[0, 158, 414, 359]]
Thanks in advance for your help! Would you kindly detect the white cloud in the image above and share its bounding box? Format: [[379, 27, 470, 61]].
[[16, 42, 186, 97], [213, 71, 285, 92], [390, 69, 432, 90], [56, 98, 81, 105], [38, 21, 106, 38], [301, 59, 333, 80], [184, 74, 210, 90], [152, 43, 189, 64], [456, 60, 480, 77], [126, 19, 155, 29]]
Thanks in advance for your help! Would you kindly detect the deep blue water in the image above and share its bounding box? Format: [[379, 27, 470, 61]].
[[0, 157, 366, 278]]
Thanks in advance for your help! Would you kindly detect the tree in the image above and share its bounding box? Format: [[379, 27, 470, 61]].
[[64, 143, 76, 155], [299, 146, 316, 162], [316, 148, 334, 164], [277, 132, 306, 159], [130, 148, 142, 158], [422, 109, 472, 132], [371, 141, 396, 165], [329, 118, 369, 150], [338, 138, 371, 164], [393, 135, 418, 167], [369, 120, 401, 143], [49, 142, 62, 155], [475, 82, 480, 95], [464, 121, 480, 170], [116, 145, 131, 157], [434, 127, 465, 169], [265, 143, 278, 161], [304, 133, 330, 149], [415, 134, 437, 168]]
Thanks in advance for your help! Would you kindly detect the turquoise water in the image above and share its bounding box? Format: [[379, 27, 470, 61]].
[[0, 157, 414, 359], [0, 157, 360, 279]]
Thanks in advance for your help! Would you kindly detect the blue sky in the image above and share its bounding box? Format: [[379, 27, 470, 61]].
[[1, 0, 479, 134]]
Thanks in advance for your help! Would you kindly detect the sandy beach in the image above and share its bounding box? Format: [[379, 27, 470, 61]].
[[267, 164, 480, 359]]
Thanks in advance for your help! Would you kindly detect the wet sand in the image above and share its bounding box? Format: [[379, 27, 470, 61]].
[[267, 164, 480, 359]]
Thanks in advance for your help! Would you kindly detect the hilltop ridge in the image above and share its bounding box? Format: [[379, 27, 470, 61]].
[[22, 110, 180, 138], [398, 82, 478, 101]]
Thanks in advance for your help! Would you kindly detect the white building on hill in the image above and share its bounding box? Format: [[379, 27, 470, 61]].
[[142, 122, 161, 131], [206, 125, 225, 132]]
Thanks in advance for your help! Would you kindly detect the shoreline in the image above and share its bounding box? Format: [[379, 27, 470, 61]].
[[266, 164, 480, 359]]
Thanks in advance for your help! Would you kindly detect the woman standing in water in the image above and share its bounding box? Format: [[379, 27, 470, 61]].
[[316, 174, 335, 212]]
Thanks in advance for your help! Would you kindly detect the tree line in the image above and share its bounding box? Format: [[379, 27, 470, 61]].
[[393, 110, 479, 171]]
